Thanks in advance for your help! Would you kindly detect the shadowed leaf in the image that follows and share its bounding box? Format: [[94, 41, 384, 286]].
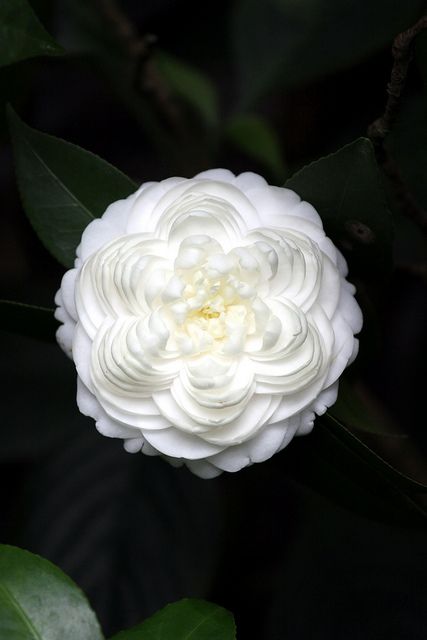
[[0, 0, 63, 68], [8, 106, 136, 267]]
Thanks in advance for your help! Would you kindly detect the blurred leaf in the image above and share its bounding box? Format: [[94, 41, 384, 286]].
[[285, 137, 393, 278], [155, 51, 219, 127], [331, 377, 401, 437], [0, 299, 57, 342], [0, 544, 104, 639], [233, 0, 426, 105], [0, 0, 63, 68], [323, 413, 427, 494], [8, 106, 136, 268], [57, 1, 208, 172], [110, 599, 236, 640], [226, 114, 287, 182], [282, 412, 427, 528]]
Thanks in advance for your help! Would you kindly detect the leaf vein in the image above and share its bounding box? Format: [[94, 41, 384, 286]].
[[0, 583, 43, 640]]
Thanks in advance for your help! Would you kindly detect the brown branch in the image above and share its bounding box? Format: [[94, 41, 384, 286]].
[[367, 14, 427, 236], [94, 0, 182, 133], [368, 14, 427, 144]]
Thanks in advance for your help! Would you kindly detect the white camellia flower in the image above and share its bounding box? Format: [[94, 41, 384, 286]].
[[55, 169, 362, 478]]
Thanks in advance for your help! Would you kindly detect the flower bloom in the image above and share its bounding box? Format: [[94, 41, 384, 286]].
[[55, 170, 362, 478]]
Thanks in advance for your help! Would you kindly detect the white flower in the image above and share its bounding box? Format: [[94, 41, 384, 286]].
[[55, 169, 362, 478]]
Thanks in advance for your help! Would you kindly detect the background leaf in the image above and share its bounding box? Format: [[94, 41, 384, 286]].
[[330, 377, 401, 437], [8, 106, 136, 267], [110, 599, 236, 640], [225, 114, 287, 182], [0, 299, 57, 342], [155, 51, 219, 128], [232, 0, 426, 105], [281, 413, 427, 528], [285, 137, 393, 278], [0, 0, 63, 68], [0, 544, 104, 640]]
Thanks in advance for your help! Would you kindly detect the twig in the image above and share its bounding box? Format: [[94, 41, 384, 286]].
[[367, 14, 427, 236], [94, 0, 181, 133], [368, 14, 427, 144]]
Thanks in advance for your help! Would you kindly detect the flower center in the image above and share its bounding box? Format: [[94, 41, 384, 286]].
[[161, 236, 268, 357]]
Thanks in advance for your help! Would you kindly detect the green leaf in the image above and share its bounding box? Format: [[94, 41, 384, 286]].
[[282, 407, 427, 528], [285, 137, 393, 278], [233, 0, 426, 105], [155, 51, 219, 127], [110, 599, 236, 640], [323, 413, 427, 495], [0, 300, 57, 342], [0, 0, 63, 68], [225, 114, 287, 182], [330, 377, 401, 437], [8, 106, 137, 267], [0, 545, 104, 639]]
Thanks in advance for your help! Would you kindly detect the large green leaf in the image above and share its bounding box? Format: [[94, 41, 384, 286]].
[[0, 0, 63, 68], [0, 300, 57, 342], [8, 106, 137, 267], [110, 599, 236, 640], [233, 0, 426, 105], [0, 545, 104, 639], [285, 137, 393, 278]]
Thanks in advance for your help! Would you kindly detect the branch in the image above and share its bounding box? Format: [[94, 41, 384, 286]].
[[367, 14, 427, 236], [368, 14, 427, 144], [94, 0, 182, 133]]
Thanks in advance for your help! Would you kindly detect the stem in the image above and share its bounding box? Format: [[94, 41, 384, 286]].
[[95, 0, 182, 134], [367, 14, 427, 236], [368, 14, 427, 145]]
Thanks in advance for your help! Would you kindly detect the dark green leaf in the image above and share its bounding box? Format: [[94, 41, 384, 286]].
[[0, 299, 57, 342], [282, 412, 427, 528], [8, 106, 136, 267], [323, 413, 427, 494], [225, 114, 287, 182], [0, 545, 104, 639], [58, 2, 206, 171], [330, 377, 401, 437], [285, 137, 393, 278], [110, 599, 236, 640], [233, 0, 426, 105], [155, 51, 219, 127], [0, 0, 63, 68]]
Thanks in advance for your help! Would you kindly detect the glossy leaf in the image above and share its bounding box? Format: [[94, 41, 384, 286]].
[[110, 599, 236, 640], [0, 299, 57, 343], [226, 114, 287, 182], [0, 0, 63, 68], [286, 137, 393, 278], [0, 544, 104, 639], [8, 106, 136, 267], [233, 0, 426, 105]]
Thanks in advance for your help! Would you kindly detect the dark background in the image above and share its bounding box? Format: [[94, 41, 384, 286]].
[[1, 1, 427, 638]]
